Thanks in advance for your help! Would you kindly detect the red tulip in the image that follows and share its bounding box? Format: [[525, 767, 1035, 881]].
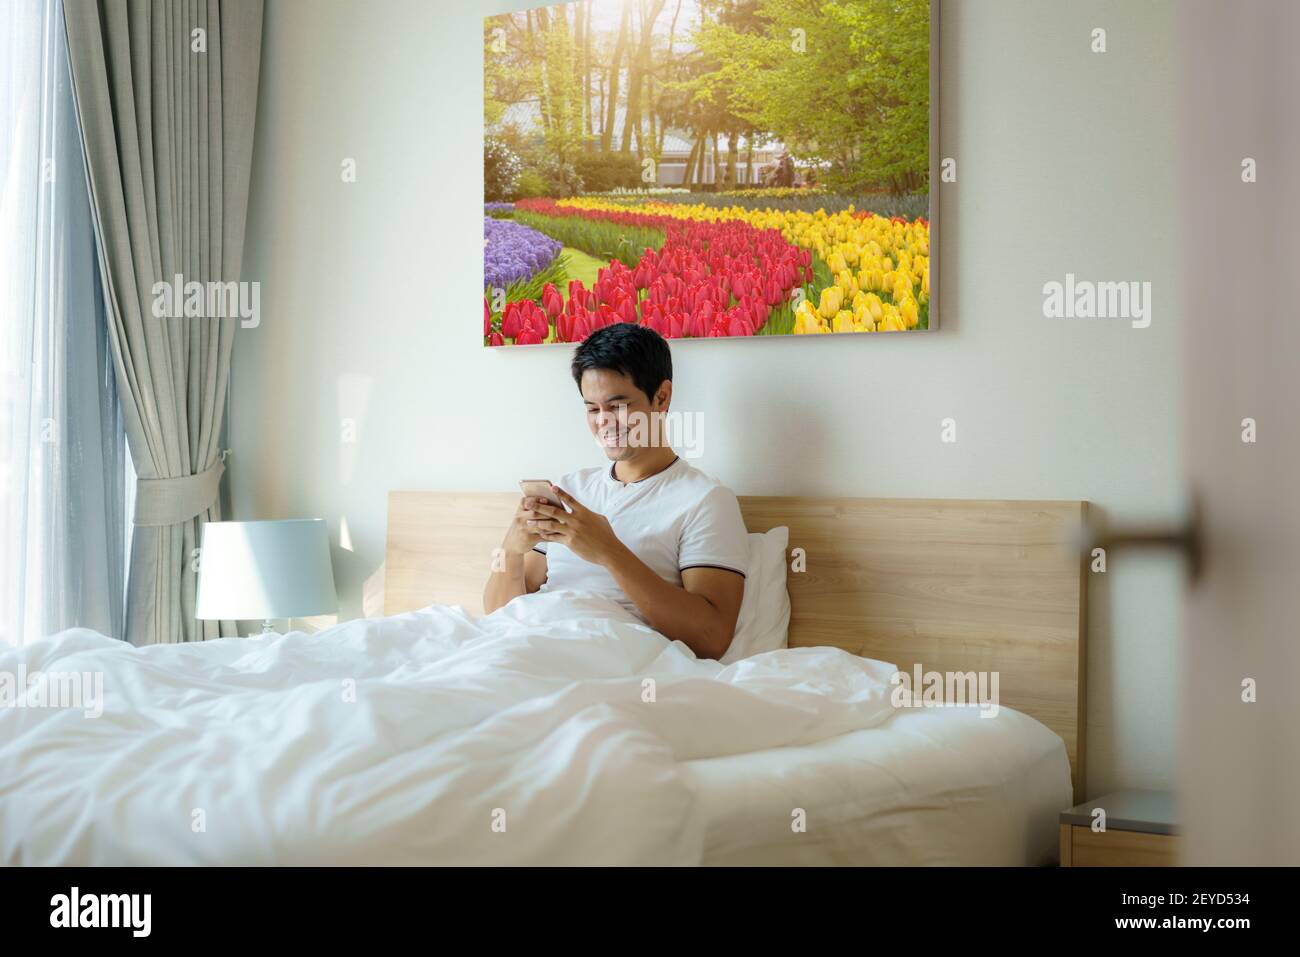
[[633, 260, 654, 290], [570, 312, 591, 341], [515, 320, 544, 345], [541, 283, 563, 320], [764, 278, 784, 307], [501, 302, 523, 339]]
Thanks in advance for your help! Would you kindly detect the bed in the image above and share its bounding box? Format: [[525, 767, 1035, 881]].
[[690, 708, 1072, 866], [0, 494, 1085, 866], [385, 493, 1088, 866]]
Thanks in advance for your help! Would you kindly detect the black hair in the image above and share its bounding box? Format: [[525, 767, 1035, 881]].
[[571, 324, 672, 403]]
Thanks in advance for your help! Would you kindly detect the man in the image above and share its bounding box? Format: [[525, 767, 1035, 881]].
[[482, 324, 748, 660]]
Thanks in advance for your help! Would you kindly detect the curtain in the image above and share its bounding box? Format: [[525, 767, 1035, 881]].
[[62, 0, 264, 644], [0, 0, 128, 646]]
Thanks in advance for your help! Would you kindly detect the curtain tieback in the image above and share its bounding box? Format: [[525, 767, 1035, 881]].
[[133, 460, 226, 527]]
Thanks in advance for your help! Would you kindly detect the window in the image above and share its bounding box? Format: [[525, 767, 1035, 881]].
[[0, 0, 128, 645]]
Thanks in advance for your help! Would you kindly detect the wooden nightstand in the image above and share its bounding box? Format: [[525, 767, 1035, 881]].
[[1059, 789, 1180, 866]]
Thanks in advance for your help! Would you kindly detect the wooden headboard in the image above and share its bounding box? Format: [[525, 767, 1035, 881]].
[[384, 492, 1088, 801]]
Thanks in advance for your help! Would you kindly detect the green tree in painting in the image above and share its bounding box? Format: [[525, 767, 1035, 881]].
[[667, 0, 765, 191], [485, 6, 588, 197], [832, 0, 930, 191], [697, 0, 929, 193]]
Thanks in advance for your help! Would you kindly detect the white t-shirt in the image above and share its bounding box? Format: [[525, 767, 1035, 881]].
[[534, 457, 748, 620]]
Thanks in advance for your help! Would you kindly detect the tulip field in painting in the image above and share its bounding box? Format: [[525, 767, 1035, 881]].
[[483, 0, 932, 346]]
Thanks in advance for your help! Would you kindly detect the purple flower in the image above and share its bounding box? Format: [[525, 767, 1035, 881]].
[[483, 216, 562, 289]]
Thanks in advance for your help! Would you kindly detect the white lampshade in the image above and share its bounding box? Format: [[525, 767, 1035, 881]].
[[196, 519, 338, 621]]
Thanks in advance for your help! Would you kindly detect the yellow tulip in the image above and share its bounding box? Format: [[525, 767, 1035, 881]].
[[794, 300, 818, 329], [818, 285, 844, 319]]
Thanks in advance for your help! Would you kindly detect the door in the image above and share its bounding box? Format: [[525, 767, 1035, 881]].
[[1180, 0, 1300, 865]]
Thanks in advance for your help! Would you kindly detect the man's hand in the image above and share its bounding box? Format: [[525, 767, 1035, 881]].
[[529, 486, 624, 566], [484, 497, 550, 614], [527, 484, 742, 659], [502, 496, 547, 556]]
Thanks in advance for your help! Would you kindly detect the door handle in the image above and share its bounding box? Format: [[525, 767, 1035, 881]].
[[1087, 495, 1203, 583]]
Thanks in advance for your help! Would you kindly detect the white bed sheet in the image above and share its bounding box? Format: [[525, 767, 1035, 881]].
[[0, 590, 907, 866], [688, 704, 1072, 866]]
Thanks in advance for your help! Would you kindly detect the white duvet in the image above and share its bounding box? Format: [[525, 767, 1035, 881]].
[[0, 591, 898, 866]]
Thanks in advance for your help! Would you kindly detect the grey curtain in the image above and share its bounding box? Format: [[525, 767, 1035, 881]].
[[62, 0, 264, 644]]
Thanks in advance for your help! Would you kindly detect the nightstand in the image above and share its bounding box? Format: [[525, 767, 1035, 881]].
[[1059, 789, 1179, 866]]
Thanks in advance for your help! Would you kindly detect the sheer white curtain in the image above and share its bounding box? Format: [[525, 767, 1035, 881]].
[[0, 0, 128, 645]]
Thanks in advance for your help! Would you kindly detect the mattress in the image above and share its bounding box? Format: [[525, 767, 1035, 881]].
[[687, 703, 1073, 866]]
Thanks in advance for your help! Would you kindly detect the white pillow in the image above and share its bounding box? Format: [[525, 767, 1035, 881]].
[[721, 526, 790, 664]]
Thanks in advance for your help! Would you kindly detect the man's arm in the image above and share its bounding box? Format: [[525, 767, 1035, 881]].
[[605, 555, 743, 659], [483, 499, 550, 614], [530, 487, 744, 659]]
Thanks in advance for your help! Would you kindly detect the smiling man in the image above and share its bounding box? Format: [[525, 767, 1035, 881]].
[[482, 324, 748, 660]]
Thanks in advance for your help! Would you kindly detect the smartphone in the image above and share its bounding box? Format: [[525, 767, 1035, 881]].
[[518, 480, 554, 505]]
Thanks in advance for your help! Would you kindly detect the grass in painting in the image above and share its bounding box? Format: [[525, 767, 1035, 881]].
[[561, 246, 607, 290], [513, 211, 665, 269]]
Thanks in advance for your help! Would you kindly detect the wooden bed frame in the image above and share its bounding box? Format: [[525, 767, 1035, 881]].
[[384, 492, 1088, 801]]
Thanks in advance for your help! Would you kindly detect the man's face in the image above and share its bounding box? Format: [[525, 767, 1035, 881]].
[[580, 368, 670, 461]]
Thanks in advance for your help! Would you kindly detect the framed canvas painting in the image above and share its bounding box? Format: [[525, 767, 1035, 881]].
[[484, 0, 936, 346]]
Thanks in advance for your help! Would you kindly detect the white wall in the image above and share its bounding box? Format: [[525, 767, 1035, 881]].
[[233, 0, 1184, 796]]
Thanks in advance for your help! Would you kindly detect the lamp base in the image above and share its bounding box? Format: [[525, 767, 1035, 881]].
[[257, 619, 276, 636]]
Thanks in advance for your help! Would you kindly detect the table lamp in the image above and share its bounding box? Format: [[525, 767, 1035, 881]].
[[196, 519, 338, 634]]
